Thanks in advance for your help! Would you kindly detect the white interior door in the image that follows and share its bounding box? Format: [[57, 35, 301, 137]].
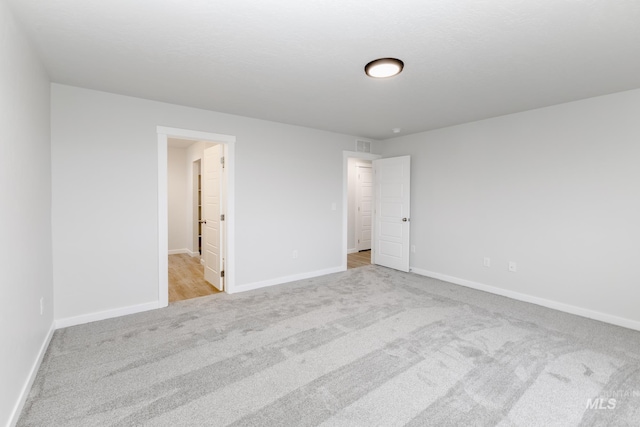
[[356, 162, 373, 251], [202, 145, 223, 291], [373, 156, 411, 272]]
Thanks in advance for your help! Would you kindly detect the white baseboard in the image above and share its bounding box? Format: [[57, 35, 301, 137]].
[[168, 249, 199, 257], [229, 266, 344, 294], [410, 267, 640, 332], [347, 248, 358, 254], [168, 248, 188, 255], [9, 322, 55, 427], [55, 301, 161, 329]]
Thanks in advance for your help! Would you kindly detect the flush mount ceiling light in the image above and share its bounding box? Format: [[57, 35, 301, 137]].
[[365, 58, 404, 78]]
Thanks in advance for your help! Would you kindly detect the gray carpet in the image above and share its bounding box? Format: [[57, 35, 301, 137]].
[[18, 265, 640, 426]]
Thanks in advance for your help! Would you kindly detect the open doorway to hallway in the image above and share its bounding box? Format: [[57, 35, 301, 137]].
[[166, 137, 227, 303], [158, 126, 235, 308], [345, 153, 378, 270]]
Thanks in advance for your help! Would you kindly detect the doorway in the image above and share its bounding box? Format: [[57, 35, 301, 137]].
[[347, 158, 372, 270], [355, 160, 373, 252], [166, 139, 226, 302], [158, 126, 236, 309], [342, 151, 380, 270]]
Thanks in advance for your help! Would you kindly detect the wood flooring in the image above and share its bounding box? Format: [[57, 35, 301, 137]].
[[347, 250, 371, 269], [168, 254, 220, 303]]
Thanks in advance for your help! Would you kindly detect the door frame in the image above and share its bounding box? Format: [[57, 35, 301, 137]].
[[158, 126, 236, 307], [342, 151, 381, 270]]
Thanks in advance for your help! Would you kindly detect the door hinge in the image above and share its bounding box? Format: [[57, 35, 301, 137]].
[[220, 156, 225, 168], [220, 214, 225, 221], [221, 270, 225, 278]]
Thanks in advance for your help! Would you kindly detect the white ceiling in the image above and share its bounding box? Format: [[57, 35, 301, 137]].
[[8, 0, 640, 140], [167, 138, 196, 149]]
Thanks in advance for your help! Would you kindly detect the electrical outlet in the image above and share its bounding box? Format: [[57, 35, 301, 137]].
[[509, 261, 517, 272], [483, 257, 491, 267], [40, 297, 44, 315], [292, 250, 298, 259], [411, 245, 416, 253]]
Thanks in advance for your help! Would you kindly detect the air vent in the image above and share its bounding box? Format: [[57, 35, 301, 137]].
[[356, 140, 371, 153]]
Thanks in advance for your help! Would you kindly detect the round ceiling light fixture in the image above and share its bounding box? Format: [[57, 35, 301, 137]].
[[365, 58, 404, 78]]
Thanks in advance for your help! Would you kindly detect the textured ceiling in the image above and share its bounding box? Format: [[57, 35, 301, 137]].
[[8, 0, 640, 140]]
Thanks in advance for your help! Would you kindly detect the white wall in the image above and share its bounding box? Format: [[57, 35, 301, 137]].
[[0, 1, 53, 425], [381, 89, 640, 327], [51, 84, 379, 321], [167, 146, 188, 252]]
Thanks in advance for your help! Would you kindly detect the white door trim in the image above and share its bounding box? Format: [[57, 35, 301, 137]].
[[157, 126, 236, 307], [342, 151, 381, 271]]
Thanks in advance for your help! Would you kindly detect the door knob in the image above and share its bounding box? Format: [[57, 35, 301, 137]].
[[402, 218, 409, 222]]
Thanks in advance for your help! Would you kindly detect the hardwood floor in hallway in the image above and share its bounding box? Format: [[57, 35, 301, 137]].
[[168, 254, 220, 303], [347, 250, 371, 269]]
